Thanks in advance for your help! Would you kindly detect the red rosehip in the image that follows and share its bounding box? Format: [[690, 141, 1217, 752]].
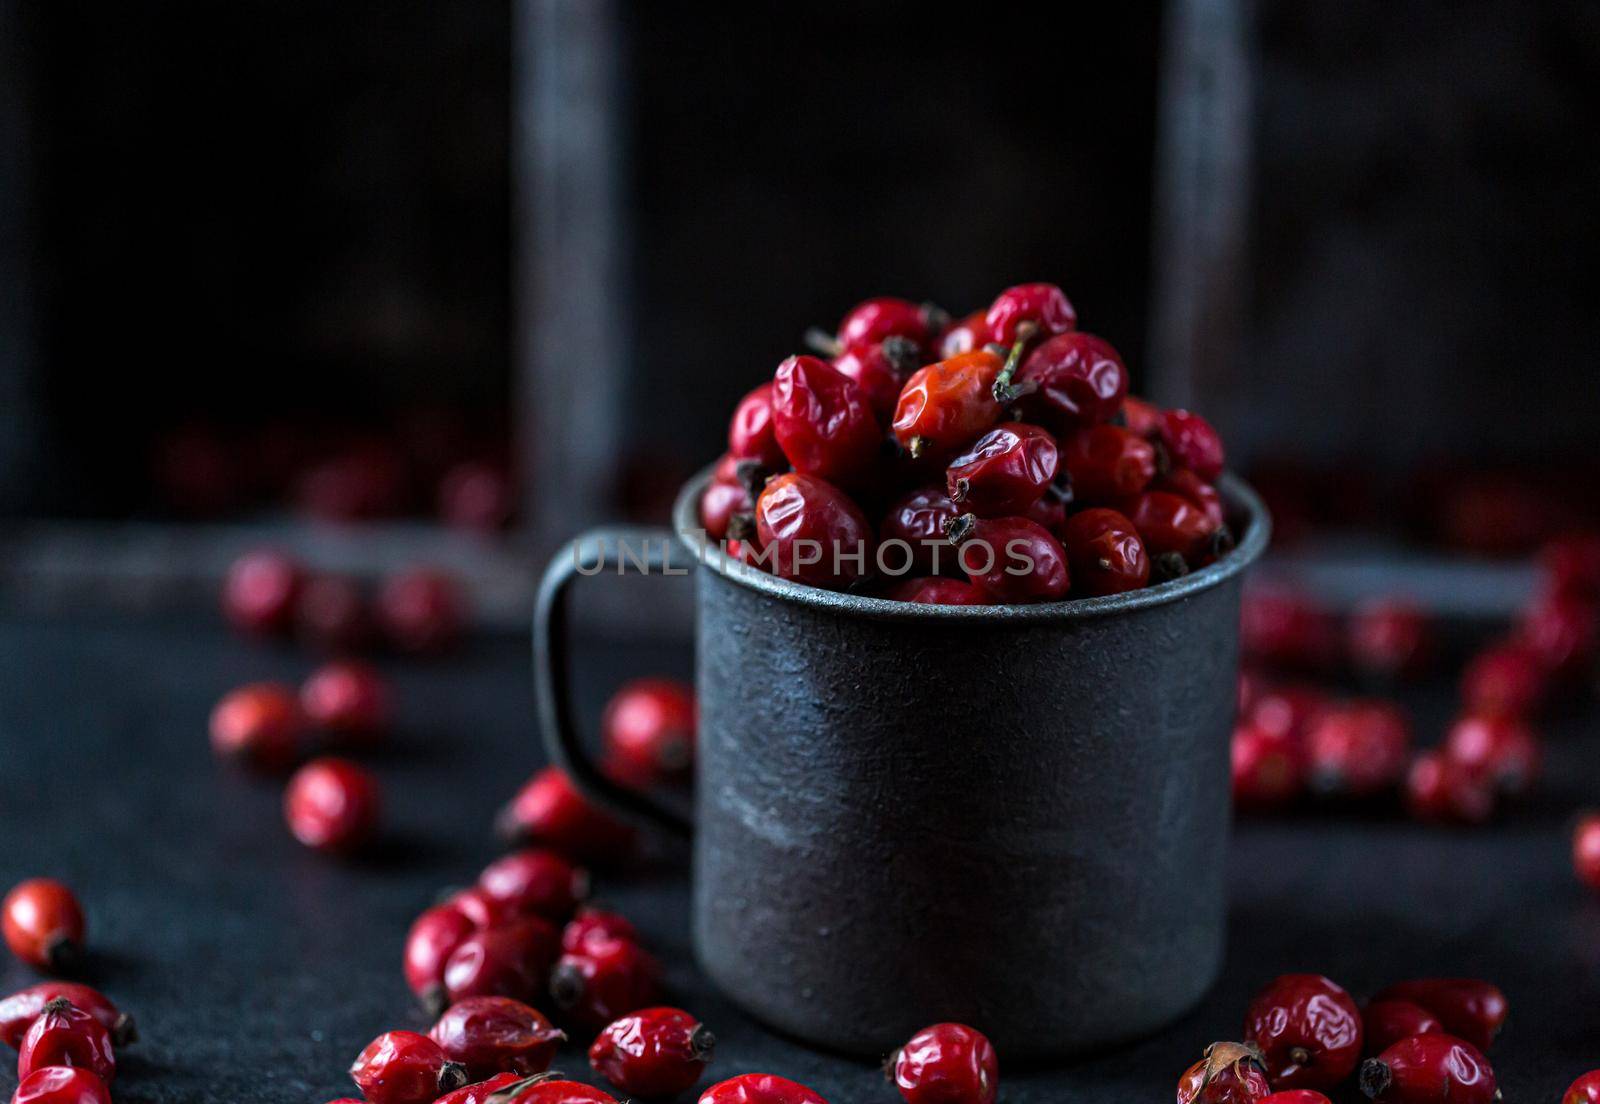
[[3, 881, 86, 975], [439, 461, 513, 533], [428, 996, 565, 1080], [478, 849, 588, 922], [444, 886, 524, 932], [1061, 508, 1150, 596], [222, 549, 303, 636], [377, 568, 465, 654], [1247, 685, 1329, 743], [755, 473, 876, 590], [946, 423, 1059, 518], [837, 297, 933, 353], [1370, 979, 1507, 1053], [938, 311, 990, 359], [1349, 599, 1434, 681], [589, 1006, 717, 1098], [1122, 395, 1164, 438], [0, 984, 133, 1050], [1061, 424, 1156, 503], [1565, 1070, 1600, 1104], [1023, 491, 1067, 534], [406, 903, 479, 1015], [1542, 532, 1600, 600], [602, 678, 697, 787], [350, 1031, 468, 1104], [1304, 702, 1411, 797], [1176, 1042, 1271, 1104], [1442, 715, 1540, 796], [890, 1022, 998, 1104], [497, 767, 637, 866], [1575, 813, 1600, 892], [1231, 723, 1302, 810], [891, 349, 1007, 463], [701, 455, 756, 542], [283, 758, 380, 853], [1240, 588, 1339, 672], [883, 578, 993, 606], [294, 574, 374, 654], [698, 1073, 829, 1104], [1243, 974, 1363, 1090], [946, 514, 1070, 603], [209, 682, 302, 773], [1121, 490, 1224, 571], [501, 1080, 621, 1104], [549, 939, 661, 1030], [432, 1073, 522, 1104], [17, 1000, 115, 1086], [985, 283, 1076, 346], [1160, 409, 1226, 481], [771, 355, 880, 485], [1517, 589, 1598, 679], [727, 384, 786, 469], [1358, 1034, 1495, 1104], [1362, 1001, 1443, 1057], [1404, 752, 1494, 825], [1460, 641, 1548, 719], [1014, 332, 1127, 432], [1259, 1094, 1332, 1104], [833, 338, 921, 420], [1158, 468, 1226, 529], [443, 917, 561, 1005], [562, 908, 640, 956], [10, 1067, 111, 1104], [300, 661, 390, 744], [880, 487, 960, 576]]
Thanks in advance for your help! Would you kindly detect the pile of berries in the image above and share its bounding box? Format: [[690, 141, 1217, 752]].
[[2, 880, 139, 1104], [701, 285, 1236, 603]]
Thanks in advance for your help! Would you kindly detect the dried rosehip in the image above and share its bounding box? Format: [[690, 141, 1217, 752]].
[[300, 661, 390, 745], [1358, 1034, 1495, 1104], [406, 903, 479, 1015], [837, 297, 934, 353], [429, 996, 565, 1080], [1231, 723, 1302, 810], [1061, 508, 1150, 596], [755, 473, 876, 590], [771, 355, 881, 485], [1240, 588, 1338, 673], [478, 849, 588, 922], [1160, 409, 1225, 480], [880, 487, 961, 576], [1442, 715, 1540, 796], [1362, 1000, 1443, 1056], [1460, 641, 1548, 719], [946, 514, 1070, 603], [946, 423, 1060, 518], [431, 1073, 522, 1104], [283, 758, 381, 854], [442, 917, 561, 1005], [1243, 974, 1363, 1089], [350, 1031, 468, 1104], [891, 349, 1006, 462], [833, 338, 920, 420], [0, 984, 134, 1050], [209, 682, 302, 773], [601, 678, 697, 788], [1517, 589, 1598, 679], [1565, 1070, 1600, 1104], [938, 311, 990, 359], [377, 568, 465, 654], [1176, 1042, 1271, 1104], [562, 907, 640, 956], [1122, 490, 1224, 571], [17, 999, 115, 1085], [1013, 332, 1127, 432], [501, 1079, 621, 1104], [3, 882, 86, 975], [222, 549, 303, 636], [985, 283, 1076, 346], [890, 1021, 998, 1104], [1349, 599, 1434, 682], [1405, 752, 1494, 825], [549, 939, 662, 1030], [698, 1073, 829, 1104], [1575, 813, 1600, 893], [1370, 979, 1507, 1053], [1061, 424, 1156, 503], [10, 1067, 111, 1104], [497, 767, 637, 867], [1247, 685, 1328, 743], [728, 383, 786, 469], [589, 1006, 716, 1097], [1304, 702, 1411, 797]]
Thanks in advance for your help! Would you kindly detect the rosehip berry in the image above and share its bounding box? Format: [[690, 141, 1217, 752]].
[[1238, 668, 1266, 717], [1231, 723, 1302, 810], [1259, 1094, 1332, 1104], [550, 939, 662, 1029], [1349, 599, 1434, 681], [833, 338, 921, 420], [3, 881, 86, 974], [727, 383, 786, 469], [1121, 395, 1164, 438], [1061, 508, 1150, 596], [601, 678, 697, 787], [1460, 641, 1548, 719], [209, 682, 302, 773], [439, 461, 513, 532], [1371, 979, 1507, 1052], [562, 907, 640, 955], [880, 487, 960, 575], [589, 1006, 717, 1097], [1542, 532, 1600, 600], [10, 1067, 111, 1104], [1013, 332, 1127, 432], [891, 349, 1006, 462], [222, 549, 303, 636], [295, 573, 374, 654], [755, 473, 876, 590], [1158, 468, 1226, 529], [946, 422, 1059, 517], [0, 984, 134, 1050], [1442, 715, 1540, 796], [938, 311, 990, 359], [1176, 1042, 1271, 1104], [698, 1073, 829, 1104], [1304, 702, 1411, 797], [1517, 589, 1598, 679], [890, 1022, 998, 1104], [1574, 813, 1600, 892], [498, 767, 637, 866], [1122, 490, 1225, 575], [1247, 685, 1328, 743], [406, 903, 479, 1014], [478, 849, 588, 922], [1362, 1001, 1443, 1057], [1565, 1070, 1600, 1104], [1243, 974, 1363, 1089], [444, 886, 524, 932], [432, 1073, 522, 1104], [443, 917, 561, 1005], [1358, 1034, 1496, 1104], [1240, 589, 1339, 673], [985, 282, 1077, 346], [350, 1031, 468, 1104], [377, 568, 464, 654], [283, 757, 380, 853], [771, 355, 881, 485], [300, 661, 390, 744], [1023, 490, 1068, 534], [837, 296, 934, 353], [500, 1080, 621, 1104], [946, 514, 1070, 603], [429, 996, 565, 1080], [17, 1000, 115, 1085], [1061, 424, 1156, 503], [1160, 409, 1226, 481], [1404, 752, 1494, 825], [701, 455, 757, 542], [884, 578, 992, 606]]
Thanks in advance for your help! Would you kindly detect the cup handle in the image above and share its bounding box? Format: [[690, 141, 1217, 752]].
[[534, 525, 697, 838]]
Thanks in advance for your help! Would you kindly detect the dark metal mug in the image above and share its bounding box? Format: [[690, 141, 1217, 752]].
[[535, 466, 1270, 1058]]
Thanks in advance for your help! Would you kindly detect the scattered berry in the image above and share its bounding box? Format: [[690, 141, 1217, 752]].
[[1231, 723, 1302, 810], [222, 549, 303, 636], [1348, 599, 1433, 681], [1370, 979, 1507, 1052], [17, 1000, 115, 1085], [300, 661, 391, 744], [405, 903, 479, 1015], [428, 996, 564, 1080], [209, 683, 302, 772], [1176, 1042, 1271, 1104], [0, 984, 133, 1050], [1564, 1070, 1600, 1104], [589, 1006, 717, 1097], [1361, 1001, 1442, 1056], [478, 850, 588, 922], [378, 568, 464, 654], [442, 917, 561, 1005], [549, 939, 662, 1029], [601, 679, 697, 788], [698, 1073, 829, 1104], [9, 1066, 112, 1104], [890, 1022, 998, 1104], [283, 758, 380, 854], [1303, 703, 1411, 797], [350, 1031, 468, 1104], [1460, 642, 1547, 719], [561, 908, 640, 956], [3, 881, 86, 974], [497, 767, 637, 866], [1441, 715, 1540, 796], [1404, 753, 1494, 825], [1358, 1034, 1495, 1104], [1242, 974, 1363, 1089]]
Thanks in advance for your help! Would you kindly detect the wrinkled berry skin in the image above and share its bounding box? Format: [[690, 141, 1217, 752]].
[[1362, 1000, 1443, 1056], [1460, 642, 1548, 719], [284, 757, 380, 853], [1304, 703, 1411, 797], [1243, 974, 1363, 1090], [1442, 715, 1540, 796], [562, 907, 640, 956], [1564, 1070, 1600, 1104], [1575, 814, 1600, 892], [1358, 1034, 1495, 1104], [442, 917, 561, 1005], [1231, 723, 1301, 810], [3, 882, 86, 975], [700, 455, 755, 542], [1371, 979, 1507, 1053], [833, 340, 919, 420], [1015, 332, 1127, 433], [601, 678, 697, 788], [209, 683, 302, 773], [946, 423, 1059, 518], [18, 1000, 115, 1085], [432, 1073, 522, 1104], [772, 355, 881, 484], [949, 515, 1070, 603], [1160, 409, 1226, 480], [1062, 425, 1156, 503], [478, 849, 588, 922], [501, 1080, 620, 1104], [1061, 508, 1149, 596], [1122, 395, 1164, 438], [0, 984, 133, 1050], [550, 939, 662, 1030], [891, 1022, 998, 1104], [1176, 1042, 1271, 1104], [428, 996, 564, 1080], [698, 1073, 829, 1104], [589, 1006, 716, 1097], [755, 473, 876, 590], [1405, 752, 1494, 825], [985, 283, 1077, 345], [222, 549, 303, 636], [891, 350, 1006, 462], [498, 767, 637, 866], [884, 578, 992, 606], [1158, 468, 1225, 528], [350, 1031, 468, 1104], [880, 487, 960, 576], [405, 903, 479, 1014], [728, 383, 786, 469], [1122, 490, 1221, 564], [938, 311, 990, 359], [10, 1066, 112, 1104], [838, 297, 932, 353]]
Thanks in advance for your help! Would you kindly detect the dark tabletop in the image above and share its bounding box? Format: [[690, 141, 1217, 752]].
[[0, 611, 1597, 1103]]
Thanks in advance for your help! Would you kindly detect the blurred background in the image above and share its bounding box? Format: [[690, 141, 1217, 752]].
[[2, 0, 1598, 626]]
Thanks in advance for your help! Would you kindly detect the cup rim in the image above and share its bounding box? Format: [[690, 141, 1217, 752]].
[[671, 461, 1271, 622]]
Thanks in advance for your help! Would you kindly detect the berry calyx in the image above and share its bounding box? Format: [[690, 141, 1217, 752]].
[[17, 1000, 115, 1086], [1176, 1042, 1271, 1104], [0, 984, 134, 1051]]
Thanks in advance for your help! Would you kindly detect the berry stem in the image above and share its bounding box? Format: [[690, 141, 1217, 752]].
[[803, 327, 842, 358], [991, 323, 1039, 404]]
